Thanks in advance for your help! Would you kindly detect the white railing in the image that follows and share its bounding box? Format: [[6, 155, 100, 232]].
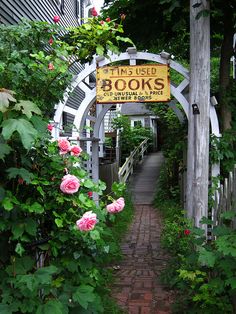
[[118, 138, 149, 183]]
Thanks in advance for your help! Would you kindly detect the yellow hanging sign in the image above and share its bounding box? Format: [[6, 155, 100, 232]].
[[96, 64, 170, 103]]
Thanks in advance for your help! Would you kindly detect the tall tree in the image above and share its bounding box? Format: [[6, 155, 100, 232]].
[[215, 1, 236, 130], [102, 0, 189, 59], [102, 0, 236, 132]]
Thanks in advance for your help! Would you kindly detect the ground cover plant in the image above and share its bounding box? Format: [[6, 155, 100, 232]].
[[153, 97, 236, 312], [156, 166, 236, 313]]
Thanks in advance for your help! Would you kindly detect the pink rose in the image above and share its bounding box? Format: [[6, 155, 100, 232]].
[[60, 174, 80, 194], [48, 38, 54, 45], [53, 16, 60, 23], [70, 145, 82, 156], [58, 138, 70, 155], [76, 211, 97, 231], [105, 17, 111, 22], [91, 7, 98, 17], [106, 197, 125, 213], [48, 63, 54, 70], [47, 124, 54, 131]]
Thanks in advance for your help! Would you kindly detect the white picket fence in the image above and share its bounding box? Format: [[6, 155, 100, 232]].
[[212, 165, 236, 227], [118, 138, 149, 183]]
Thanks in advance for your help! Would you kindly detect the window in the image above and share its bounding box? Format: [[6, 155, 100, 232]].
[[133, 120, 142, 127]]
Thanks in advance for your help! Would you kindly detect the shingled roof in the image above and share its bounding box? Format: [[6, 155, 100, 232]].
[[120, 103, 154, 116]]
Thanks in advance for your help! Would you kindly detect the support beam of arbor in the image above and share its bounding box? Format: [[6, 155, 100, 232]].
[[187, 0, 210, 227]]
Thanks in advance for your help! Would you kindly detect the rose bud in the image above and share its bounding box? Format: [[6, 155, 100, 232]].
[[18, 178, 24, 185], [120, 13, 126, 21], [47, 124, 54, 131], [184, 229, 191, 236], [106, 17, 111, 22], [91, 7, 98, 17], [48, 63, 54, 70], [87, 191, 93, 198], [53, 16, 60, 23], [48, 38, 54, 45]]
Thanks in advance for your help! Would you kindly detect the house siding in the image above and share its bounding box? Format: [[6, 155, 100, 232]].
[[0, 0, 81, 27]]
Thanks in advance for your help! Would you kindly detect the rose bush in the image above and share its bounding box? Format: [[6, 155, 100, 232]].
[[0, 12, 134, 314], [0, 12, 133, 311], [0, 90, 129, 313]]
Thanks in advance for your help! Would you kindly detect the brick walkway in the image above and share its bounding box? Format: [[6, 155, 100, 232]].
[[112, 153, 174, 313]]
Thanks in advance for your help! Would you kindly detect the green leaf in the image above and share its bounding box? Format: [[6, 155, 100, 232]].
[[66, 260, 78, 273], [213, 225, 232, 236], [15, 243, 25, 256], [220, 210, 236, 220], [83, 179, 94, 189], [216, 235, 236, 257], [55, 218, 63, 228], [17, 274, 38, 292], [225, 277, 236, 289], [5, 256, 34, 275], [0, 304, 13, 314], [2, 197, 13, 211], [28, 202, 44, 214], [0, 143, 12, 160], [198, 247, 216, 267], [12, 223, 25, 239], [199, 216, 213, 225], [83, 24, 92, 31], [6, 167, 34, 183], [90, 230, 100, 240], [72, 285, 95, 309], [96, 45, 105, 56], [1, 118, 38, 149], [0, 89, 16, 113], [35, 265, 58, 278], [36, 300, 66, 314], [25, 218, 37, 236], [37, 186, 45, 197], [13, 100, 41, 118], [116, 36, 134, 45], [0, 187, 5, 201], [30, 116, 48, 134]]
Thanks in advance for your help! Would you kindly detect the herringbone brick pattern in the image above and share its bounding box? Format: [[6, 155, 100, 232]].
[[112, 204, 174, 314]]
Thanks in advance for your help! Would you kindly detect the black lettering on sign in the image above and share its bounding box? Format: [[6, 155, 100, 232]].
[[154, 78, 165, 90], [101, 79, 112, 91], [114, 79, 126, 91], [128, 79, 140, 90], [141, 78, 152, 90]]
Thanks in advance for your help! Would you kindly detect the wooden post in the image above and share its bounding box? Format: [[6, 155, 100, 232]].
[[186, 0, 210, 227]]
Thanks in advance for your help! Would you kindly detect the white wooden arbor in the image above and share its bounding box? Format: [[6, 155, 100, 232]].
[[53, 49, 220, 200]]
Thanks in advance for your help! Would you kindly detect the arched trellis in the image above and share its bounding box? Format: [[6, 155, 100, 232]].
[[53, 50, 220, 182]]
